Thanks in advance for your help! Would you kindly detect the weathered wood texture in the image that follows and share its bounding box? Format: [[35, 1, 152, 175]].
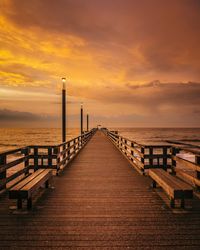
[[1, 131, 200, 249], [149, 169, 193, 208]]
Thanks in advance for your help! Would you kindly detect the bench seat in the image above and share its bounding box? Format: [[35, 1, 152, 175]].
[[149, 169, 193, 208], [9, 169, 52, 209]]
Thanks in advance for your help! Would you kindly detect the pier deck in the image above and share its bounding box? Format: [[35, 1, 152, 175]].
[[1, 131, 200, 249]]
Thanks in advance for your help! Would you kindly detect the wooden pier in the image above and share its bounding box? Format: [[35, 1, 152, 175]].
[[1, 130, 200, 249]]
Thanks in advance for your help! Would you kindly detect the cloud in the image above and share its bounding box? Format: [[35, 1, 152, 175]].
[[2, 0, 200, 78], [0, 0, 200, 127], [124, 81, 200, 106], [0, 108, 57, 121]]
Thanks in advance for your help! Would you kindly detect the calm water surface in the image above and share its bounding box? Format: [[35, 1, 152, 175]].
[[0, 127, 199, 153]]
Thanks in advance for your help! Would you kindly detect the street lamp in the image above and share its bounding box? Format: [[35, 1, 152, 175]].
[[62, 77, 66, 142], [80, 102, 83, 135], [62, 77, 66, 89], [87, 114, 89, 132]]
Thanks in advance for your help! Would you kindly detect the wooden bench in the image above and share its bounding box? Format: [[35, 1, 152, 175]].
[[149, 169, 193, 208], [9, 169, 52, 209]]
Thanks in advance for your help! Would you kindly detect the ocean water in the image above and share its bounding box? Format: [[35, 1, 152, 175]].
[[0, 127, 199, 153], [0, 128, 80, 153], [115, 127, 200, 145]]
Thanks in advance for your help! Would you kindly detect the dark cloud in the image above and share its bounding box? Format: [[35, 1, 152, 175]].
[[90, 81, 200, 111], [1, 0, 200, 127], [3, 0, 200, 77], [0, 109, 56, 121], [126, 81, 200, 90]]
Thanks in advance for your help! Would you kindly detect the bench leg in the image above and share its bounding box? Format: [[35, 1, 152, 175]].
[[45, 180, 49, 188], [181, 198, 185, 209], [170, 198, 175, 208], [27, 198, 32, 210], [152, 180, 157, 188], [17, 198, 22, 209]]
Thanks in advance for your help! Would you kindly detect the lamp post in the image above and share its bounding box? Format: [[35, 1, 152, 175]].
[[62, 77, 66, 142], [87, 114, 89, 132], [80, 103, 83, 135]]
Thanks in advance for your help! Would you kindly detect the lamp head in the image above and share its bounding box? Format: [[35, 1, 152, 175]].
[[62, 77, 66, 89]]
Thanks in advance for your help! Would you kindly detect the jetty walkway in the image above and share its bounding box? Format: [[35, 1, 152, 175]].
[[1, 130, 200, 249]]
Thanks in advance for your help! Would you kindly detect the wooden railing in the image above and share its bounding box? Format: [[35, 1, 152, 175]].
[[105, 129, 200, 188], [0, 129, 96, 192], [105, 130, 171, 174], [171, 147, 200, 188]]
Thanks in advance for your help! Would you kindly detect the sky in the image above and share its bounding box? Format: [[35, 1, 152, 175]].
[[0, 0, 200, 128]]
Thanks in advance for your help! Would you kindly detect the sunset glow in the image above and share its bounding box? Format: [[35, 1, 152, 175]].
[[0, 0, 200, 127]]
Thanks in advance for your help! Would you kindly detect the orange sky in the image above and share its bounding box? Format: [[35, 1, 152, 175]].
[[0, 0, 200, 128]]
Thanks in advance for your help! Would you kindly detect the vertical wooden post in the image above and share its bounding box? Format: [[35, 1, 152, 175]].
[[163, 147, 168, 171], [131, 142, 134, 162], [141, 147, 145, 174], [171, 147, 179, 175], [54, 146, 60, 175], [67, 142, 71, 160], [34, 147, 38, 171], [22, 147, 29, 175], [62, 143, 66, 167], [149, 147, 153, 168], [78, 136, 81, 149], [0, 154, 6, 191], [195, 156, 200, 179], [87, 114, 89, 132], [73, 139, 76, 155], [120, 137, 123, 150], [124, 140, 127, 155], [117, 135, 120, 148], [48, 147, 52, 168]]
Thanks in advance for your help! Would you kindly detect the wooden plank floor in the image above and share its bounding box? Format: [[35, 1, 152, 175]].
[[1, 130, 200, 249]]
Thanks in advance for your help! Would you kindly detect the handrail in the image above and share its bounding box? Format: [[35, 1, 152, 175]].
[[171, 146, 200, 187], [105, 129, 200, 188], [0, 128, 97, 192], [104, 129, 172, 174]]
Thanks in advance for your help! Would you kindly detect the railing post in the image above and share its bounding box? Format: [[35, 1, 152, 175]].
[[124, 140, 127, 155], [120, 137, 123, 150], [195, 156, 200, 179], [0, 154, 6, 191], [63, 143, 66, 167], [34, 147, 38, 171], [73, 139, 76, 155], [131, 142, 134, 161], [116, 134, 119, 146], [149, 147, 153, 168], [163, 147, 168, 171], [171, 147, 179, 175], [21, 147, 30, 175], [67, 142, 70, 161], [54, 146, 60, 175], [141, 147, 145, 174], [48, 147, 52, 168], [78, 136, 81, 150]]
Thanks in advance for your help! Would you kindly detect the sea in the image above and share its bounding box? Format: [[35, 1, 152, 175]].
[[0, 127, 199, 153]]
